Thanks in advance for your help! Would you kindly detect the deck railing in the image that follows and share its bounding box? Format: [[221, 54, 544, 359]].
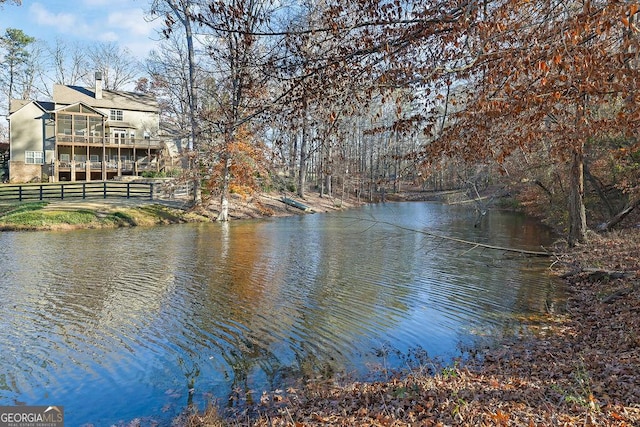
[[57, 160, 159, 172], [0, 181, 155, 202], [55, 135, 164, 148]]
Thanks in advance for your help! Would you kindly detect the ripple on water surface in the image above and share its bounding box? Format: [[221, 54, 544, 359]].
[[0, 203, 563, 425]]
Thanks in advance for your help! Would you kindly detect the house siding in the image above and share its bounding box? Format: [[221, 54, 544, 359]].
[[99, 108, 160, 140], [8, 103, 52, 182]]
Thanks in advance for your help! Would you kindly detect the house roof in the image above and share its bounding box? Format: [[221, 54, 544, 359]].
[[8, 100, 55, 115], [53, 102, 107, 116], [106, 120, 137, 129], [9, 99, 31, 113], [53, 84, 159, 113], [38, 101, 56, 111]]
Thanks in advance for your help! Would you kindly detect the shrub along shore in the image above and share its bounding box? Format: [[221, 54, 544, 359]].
[[1, 193, 638, 426]]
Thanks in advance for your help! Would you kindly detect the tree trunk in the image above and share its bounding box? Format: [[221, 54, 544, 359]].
[[289, 131, 297, 178], [166, 0, 201, 206], [325, 173, 332, 197], [568, 144, 587, 247], [323, 140, 332, 196], [297, 98, 308, 198], [193, 175, 202, 205], [217, 150, 231, 222], [584, 162, 615, 216]]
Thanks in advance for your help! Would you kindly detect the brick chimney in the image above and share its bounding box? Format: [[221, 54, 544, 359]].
[[95, 71, 103, 100]]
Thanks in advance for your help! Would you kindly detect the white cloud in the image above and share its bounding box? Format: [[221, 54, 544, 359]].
[[126, 39, 159, 59], [107, 9, 158, 37], [98, 31, 120, 43], [29, 2, 79, 33], [22, 1, 160, 60], [81, 0, 128, 7], [104, 8, 161, 57]]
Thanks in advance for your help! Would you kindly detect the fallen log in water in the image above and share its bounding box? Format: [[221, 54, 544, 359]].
[[281, 197, 314, 212]]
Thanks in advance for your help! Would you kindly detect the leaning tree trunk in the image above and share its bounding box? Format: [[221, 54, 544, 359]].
[[568, 143, 587, 247], [598, 196, 640, 232]]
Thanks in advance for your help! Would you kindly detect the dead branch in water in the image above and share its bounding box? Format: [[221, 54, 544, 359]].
[[344, 216, 552, 257]]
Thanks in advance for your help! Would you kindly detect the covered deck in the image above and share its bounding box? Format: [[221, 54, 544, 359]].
[[51, 102, 166, 182]]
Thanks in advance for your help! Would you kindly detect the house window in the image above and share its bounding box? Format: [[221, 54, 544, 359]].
[[110, 109, 123, 121], [25, 151, 44, 164]]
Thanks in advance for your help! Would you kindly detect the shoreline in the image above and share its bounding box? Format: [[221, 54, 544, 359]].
[[0, 190, 374, 231], [0, 188, 478, 232], [169, 195, 638, 426]]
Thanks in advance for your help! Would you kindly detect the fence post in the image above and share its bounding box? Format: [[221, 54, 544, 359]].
[[82, 182, 86, 199], [19, 186, 22, 202], [61, 184, 64, 200], [39, 185, 43, 200], [149, 183, 154, 200], [127, 183, 130, 199], [103, 181, 107, 199]]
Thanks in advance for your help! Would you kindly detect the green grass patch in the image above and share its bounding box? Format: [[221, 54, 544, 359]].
[[0, 201, 48, 216], [0, 210, 97, 227], [0, 202, 205, 231], [139, 205, 183, 222], [106, 211, 137, 226]]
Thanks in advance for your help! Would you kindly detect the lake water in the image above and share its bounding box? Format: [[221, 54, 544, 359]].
[[0, 202, 563, 426]]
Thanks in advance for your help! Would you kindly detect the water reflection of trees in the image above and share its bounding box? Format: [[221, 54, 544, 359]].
[[0, 204, 566, 420], [183, 216, 421, 407]]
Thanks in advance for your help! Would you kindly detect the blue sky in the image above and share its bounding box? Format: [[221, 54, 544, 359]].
[[0, 0, 163, 58]]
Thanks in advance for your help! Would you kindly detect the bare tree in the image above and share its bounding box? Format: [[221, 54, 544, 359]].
[[149, 0, 203, 204], [144, 35, 195, 141], [83, 42, 139, 90], [18, 41, 49, 100], [194, 0, 277, 221], [47, 39, 87, 86]]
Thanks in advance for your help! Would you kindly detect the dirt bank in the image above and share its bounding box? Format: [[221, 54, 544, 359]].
[[191, 191, 368, 221]]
